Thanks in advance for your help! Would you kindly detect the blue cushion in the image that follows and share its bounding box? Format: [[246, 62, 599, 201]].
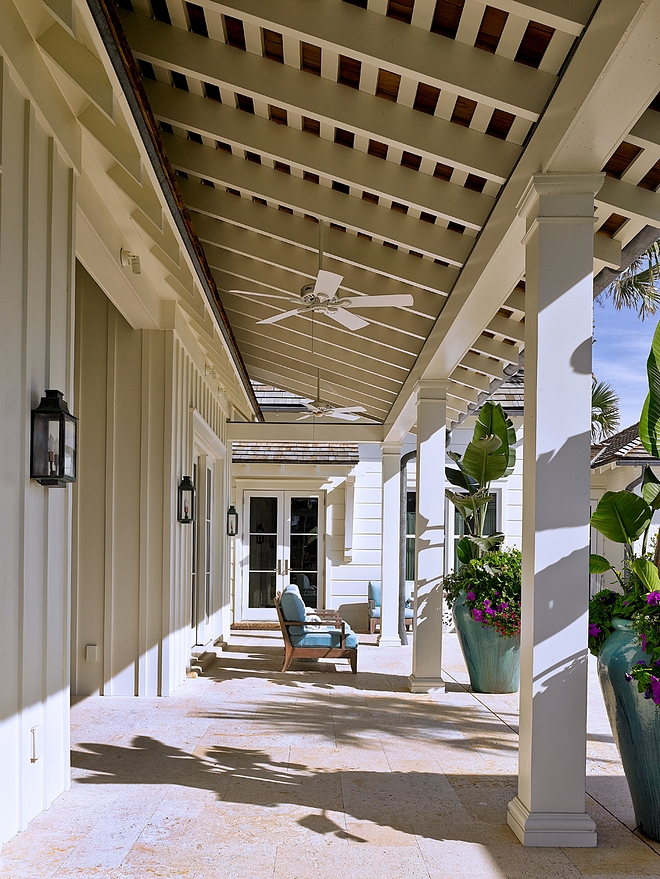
[[280, 584, 307, 635], [290, 624, 358, 649], [368, 606, 380, 619], [368, 581, 381, 607]]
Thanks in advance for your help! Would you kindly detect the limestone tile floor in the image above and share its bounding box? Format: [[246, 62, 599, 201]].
[[2, 632, 660, 879]]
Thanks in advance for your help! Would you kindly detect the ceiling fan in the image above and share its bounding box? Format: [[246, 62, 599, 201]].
[[228, 223, 413, 331], [297, 372, 367, 421]]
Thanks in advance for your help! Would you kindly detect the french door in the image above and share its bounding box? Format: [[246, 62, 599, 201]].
[[241, 491, 323, 620]]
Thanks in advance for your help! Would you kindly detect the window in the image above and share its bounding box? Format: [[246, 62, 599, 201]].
[[453, 494, 497, 570], [406, 491, 416, 581]]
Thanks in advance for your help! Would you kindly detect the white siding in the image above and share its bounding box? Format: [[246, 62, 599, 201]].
[[0, 60, 76, 845]]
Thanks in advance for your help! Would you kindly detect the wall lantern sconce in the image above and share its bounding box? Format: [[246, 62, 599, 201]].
[[177, 476, 196, 524], [30, 390, 78, 487], [227, 505, 238, 536]]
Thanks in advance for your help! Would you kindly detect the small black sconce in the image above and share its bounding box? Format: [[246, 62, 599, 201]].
[[31, 390, 78, 487], [227, 505, 238, 536], [177, 476, 196, 524]]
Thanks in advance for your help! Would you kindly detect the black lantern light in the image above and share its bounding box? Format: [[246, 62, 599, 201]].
[[177, 476, 196, 524], [227, 505, 238, 536], [31, 390, 78, 487]]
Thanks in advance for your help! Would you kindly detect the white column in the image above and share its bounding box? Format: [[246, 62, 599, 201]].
[[507, 173, 603, 847], [379, 444, 402, 647], [409, 381, 449, 693]]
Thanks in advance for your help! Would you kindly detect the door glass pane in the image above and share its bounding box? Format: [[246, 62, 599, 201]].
[[249, 535, 277, 570], [290, 497, 318, 534], [249, 572, 277, 608], [248, 496, 278, 608], [289, 497, 318, 607], [250, 496, 278, 533]]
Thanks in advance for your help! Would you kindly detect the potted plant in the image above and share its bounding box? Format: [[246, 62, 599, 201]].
[[444, 546, 522, 692], [588, 322, 660, 841], [443, 401, 522, 692]]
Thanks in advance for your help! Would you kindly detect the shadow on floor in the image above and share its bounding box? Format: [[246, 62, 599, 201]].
[[70, 735, 518, 845]]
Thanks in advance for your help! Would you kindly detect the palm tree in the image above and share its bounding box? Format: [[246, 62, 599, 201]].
[[591, 378, 620, 443], [597, 241, 660, 320]]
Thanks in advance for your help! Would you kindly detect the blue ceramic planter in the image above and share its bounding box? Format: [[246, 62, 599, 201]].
[[452, 591, 520, 693], [598, 619, 660, 841]]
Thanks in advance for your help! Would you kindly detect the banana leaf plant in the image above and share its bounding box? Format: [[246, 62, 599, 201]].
[[446, 401, 516, 563], [590, 319, 660, 594]]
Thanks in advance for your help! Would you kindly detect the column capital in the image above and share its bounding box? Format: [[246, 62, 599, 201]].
[[414, 379, 451, 402], [380, 441, 402, 456], [518, 172, 605, 219]]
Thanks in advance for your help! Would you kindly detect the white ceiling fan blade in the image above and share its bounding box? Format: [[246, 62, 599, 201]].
[[313, 269, 343, 299], [329, 410, 361, 421], [344, 294, 414, 309], [330, 406, 367, 414], [228, 289, 296, 301], [256, 307, 303, 325], [327, 308, 369, 331], [295, 412, 314, 421]]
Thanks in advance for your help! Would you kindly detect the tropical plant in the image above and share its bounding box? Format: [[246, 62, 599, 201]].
[[443, 546, 522, 638], [589, 318, 660, 703], [445, 401, 516, 563], [591, 378, 620, 442], [596, 241, 660, 321]]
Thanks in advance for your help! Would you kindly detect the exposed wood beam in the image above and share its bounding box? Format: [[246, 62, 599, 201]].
[[181, 184, 459, 293], [469, 335, 520, 365], [200, 0, 555, 118], [451, 366, 493, 393], [144, 79, 492, 230], [37, 21, 114, 118], [597, 176, 660, 230], [628, 108, 660, 151], [487, 314, 525, 344], [119, 10, 520, 183], [79, 104, 142, 182], [163, 134, 473, 264], [459, 352, 505, 380]]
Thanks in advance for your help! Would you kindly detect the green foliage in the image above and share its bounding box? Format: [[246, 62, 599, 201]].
[[445, 402, 516, 558], [640, 319, 660, 458], [597, 241, 660, 321], [591, 379, 620, 443], [443, 547, 522, 638], [590, 491, 652, 549]]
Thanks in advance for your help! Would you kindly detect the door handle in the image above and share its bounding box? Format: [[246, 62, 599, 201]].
[[284, 560, 289, 576], [276, 559, 282, 575]]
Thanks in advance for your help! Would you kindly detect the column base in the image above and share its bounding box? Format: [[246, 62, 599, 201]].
[[377, 635, 403, 648], [408, 674, 445, 694], [507, 797, 597, 847]]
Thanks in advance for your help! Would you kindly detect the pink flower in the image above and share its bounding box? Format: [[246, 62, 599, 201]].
[[472, 609, 484, 622], [466, 591, 476, 601]]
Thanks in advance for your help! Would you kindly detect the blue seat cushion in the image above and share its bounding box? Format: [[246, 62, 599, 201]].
[[280, 584, 307, 635], [368, 606, 380, 619], [290, 624, 358, 650]]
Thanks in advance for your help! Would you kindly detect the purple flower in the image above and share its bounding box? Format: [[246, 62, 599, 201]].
[[637, 660, 646, 665], [624, 673, 633, 682], [472, 609, 484, 622], [641, 634, 648, 653], [588, 624, 601, 638], [644, 688, 652, 700], [646, 591, 660, 606], [466, 591, 476, 601], [651, 676, 660, 706]]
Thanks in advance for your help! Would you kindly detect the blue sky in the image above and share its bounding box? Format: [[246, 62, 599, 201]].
[[592, 295, 659, 431]]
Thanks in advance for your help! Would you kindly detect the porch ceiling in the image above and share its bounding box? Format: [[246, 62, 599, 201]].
[[113, 0, 660, 432]]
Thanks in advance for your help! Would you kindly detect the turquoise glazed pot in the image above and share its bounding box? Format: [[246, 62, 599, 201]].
[[452, 591, 520, 693], [598, 619, 660, 841]]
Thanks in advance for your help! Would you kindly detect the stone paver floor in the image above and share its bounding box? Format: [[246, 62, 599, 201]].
[[2, 632, 660, 878]]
